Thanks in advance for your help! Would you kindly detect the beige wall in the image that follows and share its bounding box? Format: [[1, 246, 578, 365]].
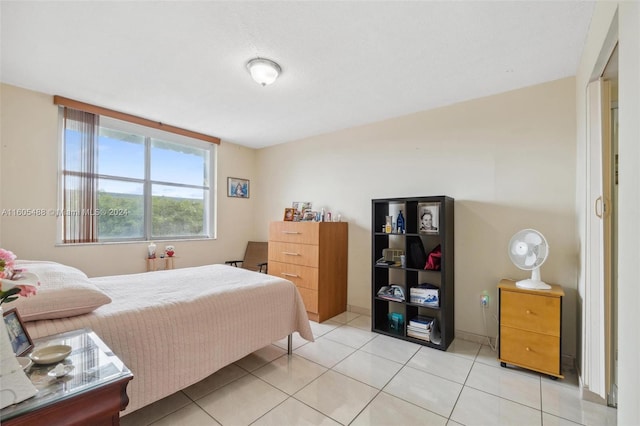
[[1, 77, 580, 359], [0, 83, 258, 277], [256, 77, 578, 357]]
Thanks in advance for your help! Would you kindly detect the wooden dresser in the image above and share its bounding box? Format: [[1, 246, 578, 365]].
[[498, 279, 564, 379], [268, 221, 348, 322]]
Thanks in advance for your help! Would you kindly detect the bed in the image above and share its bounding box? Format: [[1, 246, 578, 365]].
[[7, 260, 314, 414]]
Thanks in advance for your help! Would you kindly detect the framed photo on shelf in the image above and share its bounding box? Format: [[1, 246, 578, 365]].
[[418, 202, 440, 235], [227, 177, 249, 198], [292, 202, 311, 221], [3, 308, 33, 356], [283, 208, 295, 221]]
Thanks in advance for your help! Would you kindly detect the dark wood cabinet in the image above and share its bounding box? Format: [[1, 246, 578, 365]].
[[371, 196, 454, 350]]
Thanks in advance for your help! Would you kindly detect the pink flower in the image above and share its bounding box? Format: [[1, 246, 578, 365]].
[[0, 248, 16, 269], [16, 284, 37, 297], [0, 248, 39, 305], [0, 248, 17, 280]]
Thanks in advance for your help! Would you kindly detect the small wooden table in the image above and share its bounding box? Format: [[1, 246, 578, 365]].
[[497, 279, 564, 379], [0, 329, 133, 425]]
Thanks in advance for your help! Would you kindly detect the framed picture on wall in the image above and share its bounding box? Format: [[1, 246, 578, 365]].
[[418, 202, 440, 235], [227, 177, 249, 198]]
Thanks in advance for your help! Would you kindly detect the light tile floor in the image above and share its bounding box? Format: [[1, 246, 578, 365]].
[[121, 312, 617, 426]]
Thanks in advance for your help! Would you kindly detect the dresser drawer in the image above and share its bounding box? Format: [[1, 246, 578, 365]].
[[297, 287, 319, 314], [500, 326, 560, 375], [268, 261, 319, 291], [268, 241, 319, 267], [269, 221, 319, 244], [500, 291, 561, 336]]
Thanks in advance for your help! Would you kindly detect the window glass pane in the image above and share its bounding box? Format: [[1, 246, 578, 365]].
[[97, 179, 144, 239], [64, 129, 83, 172], [98, 127, 145, 179], [151, 184, 205, 237], [150, 139, 208, 186]]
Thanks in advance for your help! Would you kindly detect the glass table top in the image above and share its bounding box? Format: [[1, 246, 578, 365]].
[[1, 328, 132, 421]]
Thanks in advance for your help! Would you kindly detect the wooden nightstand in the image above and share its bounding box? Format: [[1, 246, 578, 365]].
[[498, 279, 564, 379], [1, 329, 133, 425]]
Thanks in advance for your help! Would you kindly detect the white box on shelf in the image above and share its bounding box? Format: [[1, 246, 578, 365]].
[[410, 286, 439, 307]]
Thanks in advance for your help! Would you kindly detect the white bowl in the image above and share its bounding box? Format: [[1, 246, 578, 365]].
[[16, 356, 32, 370], [29, 345, 72, 365]]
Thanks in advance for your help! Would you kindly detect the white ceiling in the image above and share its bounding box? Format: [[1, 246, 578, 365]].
[[1, 1, 595, 149]]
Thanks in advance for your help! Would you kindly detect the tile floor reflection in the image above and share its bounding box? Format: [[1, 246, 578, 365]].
[[121, 313, 617, 426]]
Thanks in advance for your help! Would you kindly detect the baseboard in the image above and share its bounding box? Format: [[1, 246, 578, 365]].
[[455, 329, 495, 346], [561, 353, 576, 372], [347, 305, 370, 316]]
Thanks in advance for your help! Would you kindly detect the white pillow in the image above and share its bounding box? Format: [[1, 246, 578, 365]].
[[5, 261, 111, 322]]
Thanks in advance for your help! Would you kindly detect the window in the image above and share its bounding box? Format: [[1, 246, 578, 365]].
[[60, 108, 214, 243]]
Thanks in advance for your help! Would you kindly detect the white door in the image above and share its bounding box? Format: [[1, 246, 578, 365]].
[[583, 78, 607, 399]]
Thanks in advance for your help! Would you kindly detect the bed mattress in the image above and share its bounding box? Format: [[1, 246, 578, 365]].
[[25, 264, 313, 413]]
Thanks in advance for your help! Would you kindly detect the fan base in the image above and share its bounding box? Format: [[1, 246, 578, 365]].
[[516, 279, 552, 290]]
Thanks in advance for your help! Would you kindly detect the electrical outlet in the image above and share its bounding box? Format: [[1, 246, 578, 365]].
[[480, 294, 489, 308]]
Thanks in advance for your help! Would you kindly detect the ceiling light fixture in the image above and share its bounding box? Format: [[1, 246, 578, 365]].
[[246, 58, 281, 87]]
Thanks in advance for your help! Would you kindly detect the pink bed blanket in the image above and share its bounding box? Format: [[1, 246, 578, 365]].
[[25, 264, 313, 413]]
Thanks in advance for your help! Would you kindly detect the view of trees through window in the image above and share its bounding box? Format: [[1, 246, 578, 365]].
[[97, 192, 204, 239]]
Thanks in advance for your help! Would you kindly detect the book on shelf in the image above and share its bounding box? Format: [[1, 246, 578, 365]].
[[407, 329, 430, 342], [407, 326, 430, 335], [409, 315, 433, 329]]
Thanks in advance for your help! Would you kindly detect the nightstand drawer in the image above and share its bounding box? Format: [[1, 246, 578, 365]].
[[500, 291, 561, 336], [500, 326, 560, 375], [268, 261, 319, 291], [297, 287, 319, 314], [269, 222, 319, 244], [268, 242, 319, 267]]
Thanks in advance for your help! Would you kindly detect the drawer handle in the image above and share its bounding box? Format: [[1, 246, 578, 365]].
[[525, 347, 531, 352], [281, 273, 299, 278], [526, 310, 531, 315], [283, 231, 301, 234], [282, 252, 300, 256]]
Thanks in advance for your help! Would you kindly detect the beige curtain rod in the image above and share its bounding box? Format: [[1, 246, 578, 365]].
[[54, 95, 220, 145]]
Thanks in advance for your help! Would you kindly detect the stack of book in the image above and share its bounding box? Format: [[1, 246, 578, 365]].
[[406, 315, 433, 341]]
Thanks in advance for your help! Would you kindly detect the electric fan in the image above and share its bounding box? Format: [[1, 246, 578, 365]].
[[508, 229, 551, 290]]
